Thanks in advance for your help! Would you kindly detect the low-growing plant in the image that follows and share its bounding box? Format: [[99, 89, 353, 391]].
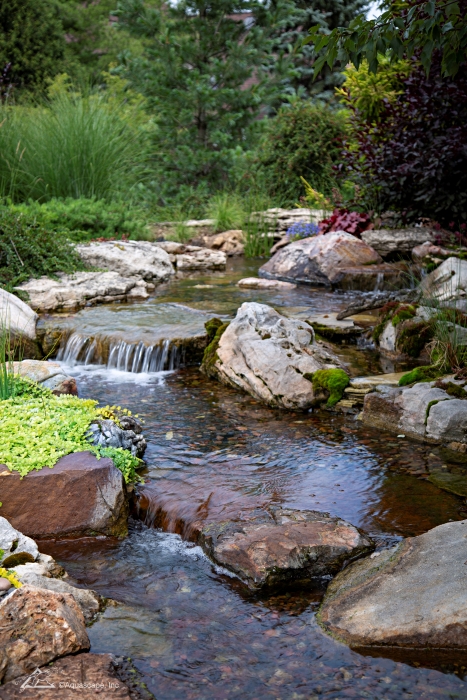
[[286, 222, 320, 241], [0, 209, 84, 291], [319, 208, 373, 237], [307, 368, 350, 408], [0, 380, 141, 481], [0, 567, 22, 588]]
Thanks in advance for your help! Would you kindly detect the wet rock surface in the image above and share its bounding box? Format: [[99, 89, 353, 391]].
[[12, 360, 77, 396], [87, 418, 146, 458], [318, 520, 467, 651], [361, 228, 435, 258], [199, 508, 373, 590], [0, 451, 128, 538], [0, 585, 90, 684], [259, 231, 404, 290], [237, 277, 296, 289], [76, 240, 175, 283], [0, 653, 133, 700], [0, 517, 38, 569], [17, 271, 151, 313], [205, 301, 345, 409]]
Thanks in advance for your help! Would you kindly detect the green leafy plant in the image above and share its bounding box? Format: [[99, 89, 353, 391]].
[[0, 567, 22, 588], [0, 381, 141, 482], [0, 209, 84, 291], [206, 193, 245, 233]]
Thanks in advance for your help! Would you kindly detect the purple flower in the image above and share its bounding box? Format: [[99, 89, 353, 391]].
[[286, 222, 320, 239]]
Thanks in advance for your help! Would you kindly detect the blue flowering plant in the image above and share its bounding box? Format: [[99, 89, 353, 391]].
[[286, 222, 320, 241]]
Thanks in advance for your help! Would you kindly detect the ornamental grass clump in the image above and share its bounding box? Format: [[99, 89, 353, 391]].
[[0, 378, 141, 481]]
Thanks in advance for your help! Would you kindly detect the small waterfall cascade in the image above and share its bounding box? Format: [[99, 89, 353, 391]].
[[56, 332, 184, 373]]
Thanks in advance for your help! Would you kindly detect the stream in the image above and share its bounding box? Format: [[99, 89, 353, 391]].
[[39, 259, 467, 699]]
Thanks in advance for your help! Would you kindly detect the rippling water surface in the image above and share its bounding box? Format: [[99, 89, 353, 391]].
[[42, 259, 467, 699]]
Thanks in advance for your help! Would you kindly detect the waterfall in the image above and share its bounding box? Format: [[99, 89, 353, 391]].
[[57, 332, 184, 373]]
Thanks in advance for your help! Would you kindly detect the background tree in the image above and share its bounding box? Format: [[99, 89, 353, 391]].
[[0, 0, 66, 94], [116, 0, 295, 201]]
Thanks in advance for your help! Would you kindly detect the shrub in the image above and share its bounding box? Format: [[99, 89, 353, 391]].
[[341, 55, 467, 226], [0, 92, 145, 202], [319, 208, 373, 237], [8, 198, 148, 242], [0, 209, 83, 291], [256, 102, 348, 204]]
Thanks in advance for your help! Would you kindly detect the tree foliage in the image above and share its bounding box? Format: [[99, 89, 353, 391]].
[[0, 0, 66, 93], [116, 0, 295, 199], [340, 55, 467, 224], [308, 0, 467, 78]]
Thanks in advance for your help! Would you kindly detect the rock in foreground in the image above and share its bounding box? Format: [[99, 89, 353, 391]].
[[318, 520, 467, 650], [17, 271, 151, 313], [0, 517, 38, 568], [202, 302, 345, 410], [199, 508, 373, 590], [0, 654, 132, 699], [259, 231, 404, 290], [0, 585, 89, 684], [0, 451, 128, 538]]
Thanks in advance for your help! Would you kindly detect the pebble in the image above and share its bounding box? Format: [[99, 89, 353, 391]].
[[0, 577, 13, 593]]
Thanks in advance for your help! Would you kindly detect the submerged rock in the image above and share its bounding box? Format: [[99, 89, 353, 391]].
[[16, 271, 151, 313], [202, 302, 345, 410], [0, 288, 40, 359], [199, 508, 373, 591], [259, 231, 404, 290], [12, 360, 77, 396], [318, 520, 467, 651], [237, 277, 296, 289], [0, 517, 38, 569], [0, 585, 90, 684], [0, 653, 133, 700], [0, 451, 128, 538], [76, 240, 174, 283], [361, 228, 435, 258]]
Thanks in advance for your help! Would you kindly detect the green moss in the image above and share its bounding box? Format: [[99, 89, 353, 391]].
[[434, 380, 467, 398], [398, 365, 443, 386], [425, 399, 441, 425], [0, 378, 140, 481], [391, 305, 416, 326], [201, 322, 230, 378], [205, 317, 225, 342], [305, 368, 350, 407]]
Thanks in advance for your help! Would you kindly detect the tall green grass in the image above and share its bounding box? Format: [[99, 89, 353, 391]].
[[0, 92, 145, 202], [0, 316, 23, 400], [206, 193, 245, 232]]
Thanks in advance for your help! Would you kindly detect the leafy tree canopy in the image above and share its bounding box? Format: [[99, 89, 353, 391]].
[[308, 0, 467, 78]]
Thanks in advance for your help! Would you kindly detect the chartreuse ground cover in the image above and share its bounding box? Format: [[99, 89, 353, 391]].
[[0, 377, 140, 482]]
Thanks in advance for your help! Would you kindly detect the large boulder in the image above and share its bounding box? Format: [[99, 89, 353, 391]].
[[12, 360, 77, 396], [199, 508, 373, 591], [202, 302, 345, 410], [420, 256, 467, 310], [0, 653, 133, 700], [0, 289, 40, 359], [16, 271, 151, 313], [76, 240, 174, 282], [0, 585, 89, 684], [0, 451, 128, 538], [361, 228, 435, 258], [318, 520, 467, 651], [0, 517, 38, 568], [259, 231, 404, 290]]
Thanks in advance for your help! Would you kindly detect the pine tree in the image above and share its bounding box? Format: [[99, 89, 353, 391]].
[[268, 0, 369, 102], [0, 0, 66, 94], [116, 0, 294, 198]]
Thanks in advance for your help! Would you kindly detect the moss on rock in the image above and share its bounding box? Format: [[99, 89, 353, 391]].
[[398, 365, 443, 386], [304, 368, 350, 408], [200, 320, 230, 379]]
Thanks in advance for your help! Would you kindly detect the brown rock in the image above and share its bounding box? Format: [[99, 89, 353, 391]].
[[0, 451, 128, 539], [0, 585, 90, 684], [0, 653, 131, 699], [203, 230, 245, 256], [361, 386, 403, 433], [199, 508, 373, 590]]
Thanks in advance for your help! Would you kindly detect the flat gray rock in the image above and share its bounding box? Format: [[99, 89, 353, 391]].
[[361, 228, 435, 257], [76, 240, 174, 282], [318, 520, 467, 650]]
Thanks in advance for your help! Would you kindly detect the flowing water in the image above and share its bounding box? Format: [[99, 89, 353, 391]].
[[41, 259, 467, 699]]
